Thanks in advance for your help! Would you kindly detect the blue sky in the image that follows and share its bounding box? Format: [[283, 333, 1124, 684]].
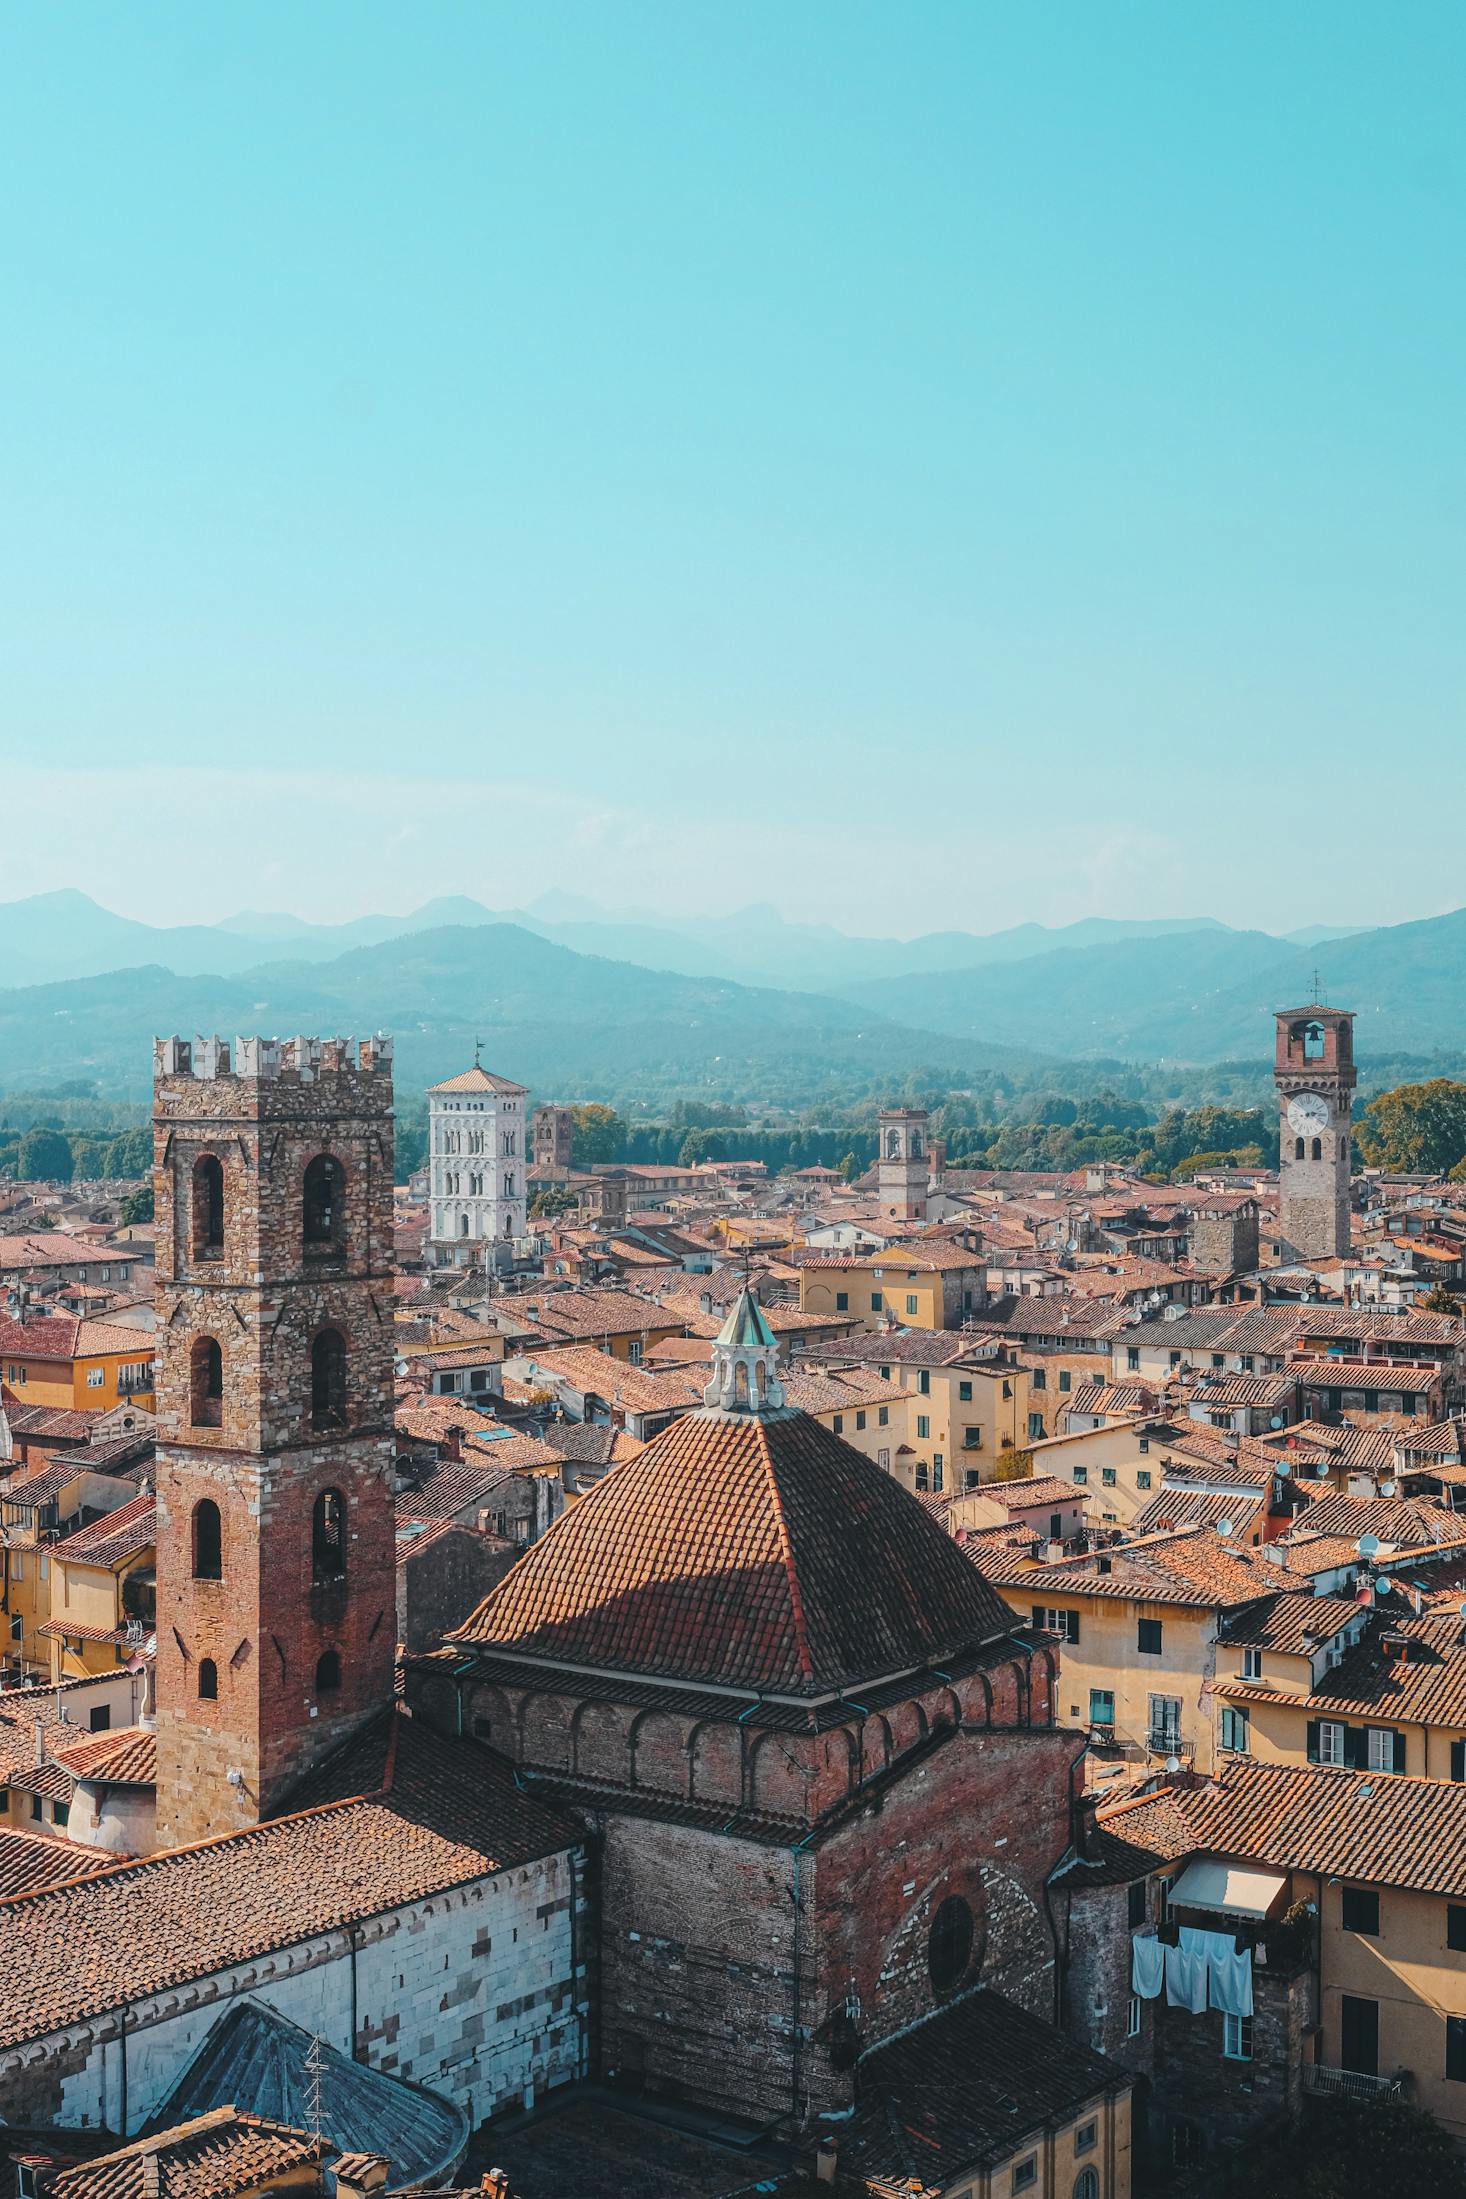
[[2, 3, 1462, 935]]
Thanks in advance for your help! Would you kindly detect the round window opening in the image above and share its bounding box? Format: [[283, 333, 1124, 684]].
[[927, 1894, 976, 1996]]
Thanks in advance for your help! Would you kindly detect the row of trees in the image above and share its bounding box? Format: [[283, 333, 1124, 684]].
[[0, 1123, 154, 1183]]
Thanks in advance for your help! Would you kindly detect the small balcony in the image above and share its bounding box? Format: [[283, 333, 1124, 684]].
[[1302, 2065, 1406, 2104]]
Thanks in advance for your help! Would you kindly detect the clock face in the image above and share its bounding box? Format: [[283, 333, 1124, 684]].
[[1287, 1092, 1331, 1136]]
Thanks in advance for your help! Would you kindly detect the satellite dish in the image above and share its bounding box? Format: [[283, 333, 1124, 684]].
[[1218, 1519, 1235, 1538], [1165, 1755, 1182, 1774], [1376, 1577, 1393, 1594], [1357, 1534, 1382, 1560], [1270, 1415, 1285, 1430], [1380, 1481, 1397, 1497]]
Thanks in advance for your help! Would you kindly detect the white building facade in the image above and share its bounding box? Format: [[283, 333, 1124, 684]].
[[427, 1063, 529, 1261]]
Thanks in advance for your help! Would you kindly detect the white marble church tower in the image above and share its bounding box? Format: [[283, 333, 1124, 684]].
[[427, 1056, 529, 1265]]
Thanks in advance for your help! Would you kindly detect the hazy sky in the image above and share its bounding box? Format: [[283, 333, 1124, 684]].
[[2, 4, 1463, 936]]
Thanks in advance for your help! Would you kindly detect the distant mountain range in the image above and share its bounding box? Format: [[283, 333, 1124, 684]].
[[0, 888, 1453, 1095], [0, 924, 1032, 1099], [0, 887, 1359, 993]]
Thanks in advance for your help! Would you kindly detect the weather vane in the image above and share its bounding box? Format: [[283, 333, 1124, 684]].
[[473, 1034, 483, 1068]]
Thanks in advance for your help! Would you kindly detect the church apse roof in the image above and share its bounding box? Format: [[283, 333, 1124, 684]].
[[450, 1405, 1016, 1697]]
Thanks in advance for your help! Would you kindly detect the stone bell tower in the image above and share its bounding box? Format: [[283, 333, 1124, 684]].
[[1275, 1002, 1356, 1263], [877, 1106, 929, 1223], [151, 1034, 397, 1849]]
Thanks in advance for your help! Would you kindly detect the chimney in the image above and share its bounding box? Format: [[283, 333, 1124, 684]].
[[141, 2155, 160, 2199], [481, 2175, 511, 2199], [815, 2137, 839, 2185]]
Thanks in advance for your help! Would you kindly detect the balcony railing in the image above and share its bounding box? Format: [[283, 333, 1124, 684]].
[[1303, 2064, 1405, 2103]]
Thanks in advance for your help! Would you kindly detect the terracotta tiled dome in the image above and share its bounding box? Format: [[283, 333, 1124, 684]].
[[451, 1403, 1015, 1696]]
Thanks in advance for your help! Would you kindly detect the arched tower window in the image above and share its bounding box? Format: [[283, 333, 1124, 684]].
[[1311, 1137, 1323, 1161], [312, 1488, 346, 1581], [315, 1648, 341, 1694], [303, 1155, 345, 1251], [310, 1329, 348, 1431], [190, 1336, 223, 1428], [1304, 1021, 1325, 1060], [1074, 2172, 1099, 2199], [1294, 1138, 1305, 1161], [192, 1498, 222, 1579], [191, 1155, 224, 1255], [197, 1657, 218, 1701]]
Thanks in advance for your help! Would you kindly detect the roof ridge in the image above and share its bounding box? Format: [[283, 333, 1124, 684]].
[[758, 1421, 815, 1688]]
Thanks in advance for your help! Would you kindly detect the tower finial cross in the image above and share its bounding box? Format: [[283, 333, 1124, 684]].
[[473, 1034, 483, 1069], [1311, 967, 1322, 1005]]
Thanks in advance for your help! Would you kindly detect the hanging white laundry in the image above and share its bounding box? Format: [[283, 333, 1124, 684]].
[[1176, 1924, 1254, 2017], [1131, 1931, 1165, 2000], [1164, 1940, 1209, 2014], [1206, 1942, 1254, 2019]]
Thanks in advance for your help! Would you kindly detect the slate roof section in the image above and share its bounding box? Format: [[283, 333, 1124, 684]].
[[452, 1404, 1016, 1695], [845, 1990, 1129, 2187], [51, 2109, 322, 2199], [146, 2000, 469, 2190], [0, 1710, 577, 2051]]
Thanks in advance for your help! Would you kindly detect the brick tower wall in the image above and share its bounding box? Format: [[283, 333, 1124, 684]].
[[151, 1035, 397, 1848]]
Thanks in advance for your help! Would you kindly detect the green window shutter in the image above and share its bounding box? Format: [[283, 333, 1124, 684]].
[[1393, 1730, 1407, 1775], [1452, 1739, 1466, 1783], [1307, 1721, 1321, 1763], [1344, 1727, 1369, 1770]]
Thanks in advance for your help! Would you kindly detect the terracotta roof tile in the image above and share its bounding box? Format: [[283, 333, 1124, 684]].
[[453, 1406, 1016, 1695]]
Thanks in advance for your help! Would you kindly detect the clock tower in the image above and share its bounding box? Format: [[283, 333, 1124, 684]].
[[1275, 1001, 1356, 1263]]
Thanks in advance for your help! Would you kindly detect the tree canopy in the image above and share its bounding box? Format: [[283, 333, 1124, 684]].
[[1357, 1078, 1466, 1176]]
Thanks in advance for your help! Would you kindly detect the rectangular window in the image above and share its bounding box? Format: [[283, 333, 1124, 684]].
[[1243, 1648, 1263, 1680], [855, 1410, 866, 1431], [916, 1415, 930, 1440], [832, 1414, 844, 1434], [963, 1426, 982, 1449], [878, 1406, 889, 1426], [1310, 1719, 1346, 1765], [835, 1292, 849, 1312], [918, 1370, 931, 1395], [1341, 1995, 1379, 2078], [1032, 1367, 1047, 1390], [1059, 1369, 1071, 1392], [1127, 1995, 1142, 2039], [1220, 1706, 1250, 1755], [906, 1295, 919, 1317], [1073, 1466, 1088, 1485], [1222, 2013, 1253, 2061], [1127, 1880, 1147, 1929], [1013, 2160, 1036, 2194], [932, 1459, 944, 1492], [1367, 1727, 1406, 1774], [1101, 1467, 1117, 1486], [1033, 1606, 1080, 1644], [1449, 1905, 1466, 1954], [1148, 1695, 1182, 1748], [870, 1293, 883, 1312], [1075, 2121, 1097, 2155], [1449, 2017, 1466, 2084], [1136, 1470, 1152, 1490], [1127, 1347, 1140, 1371], [959, 1381, 973, 1402], [1028, 1413, 1046, 1440], [52, 1799, 69, 1829], [1089, 1688, 1115, 1725], [86, 1367, 104, 1388], [1342, 1886, 1380, 1936]]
